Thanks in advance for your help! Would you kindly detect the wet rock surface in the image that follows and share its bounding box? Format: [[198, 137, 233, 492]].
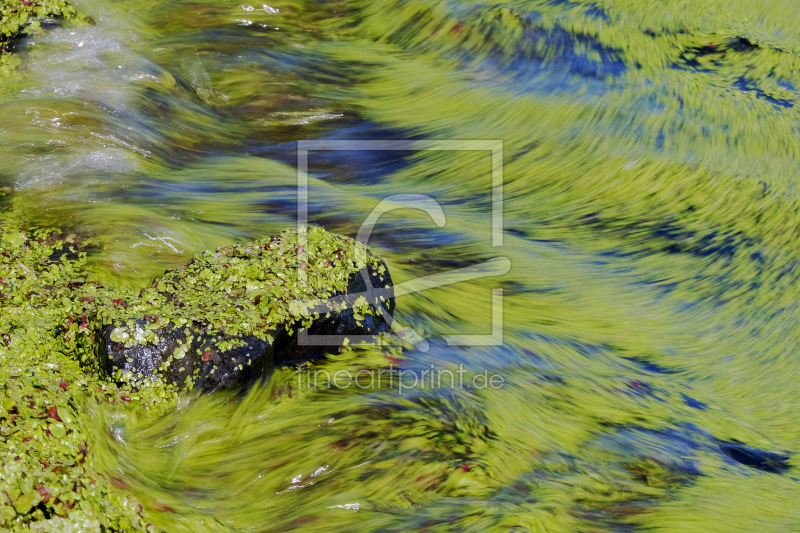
[[102, 322, 273, 393]]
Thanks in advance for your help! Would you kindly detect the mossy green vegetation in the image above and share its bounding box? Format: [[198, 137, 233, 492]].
[[0, 226, 170, 531], [106, 226, 383, 345], [3, 0, 800, 531]]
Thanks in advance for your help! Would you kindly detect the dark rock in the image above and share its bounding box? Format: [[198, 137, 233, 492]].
[[271, 261, 396, 366], [103, 322, 273, 392]]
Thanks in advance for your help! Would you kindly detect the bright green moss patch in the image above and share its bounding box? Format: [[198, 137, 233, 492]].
[[0, 363, 163, 531], [99, 226, 387, 389], [0, 226, 171, 531], [103, 225, 385, 347]]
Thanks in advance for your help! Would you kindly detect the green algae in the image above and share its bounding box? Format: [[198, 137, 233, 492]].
[[3, 0, 800, 531]]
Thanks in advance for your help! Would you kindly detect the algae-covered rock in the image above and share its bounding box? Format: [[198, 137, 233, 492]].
[[0, 223, 395, 394], [100, 226, 395, 392]]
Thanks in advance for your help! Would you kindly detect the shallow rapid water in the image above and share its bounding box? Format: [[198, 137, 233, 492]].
[[4, 0, 800, 531]]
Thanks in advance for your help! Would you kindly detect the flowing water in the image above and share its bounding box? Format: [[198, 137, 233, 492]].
[[3, 0, 800, 530]]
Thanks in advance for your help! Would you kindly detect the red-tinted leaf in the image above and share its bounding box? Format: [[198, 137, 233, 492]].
[[37, 486, 51, 503]]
